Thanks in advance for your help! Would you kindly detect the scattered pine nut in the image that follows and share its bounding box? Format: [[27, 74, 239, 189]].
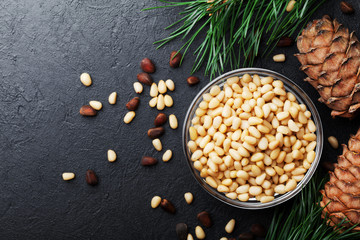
[[187, 233, 194, 240], [286, 0, 296, 12], [152, 138, 162, 151], [169, 114, 178, 129], [80, 72, 92, 86], [107, 149, 117, 162], [150, 83, 158, 97], [184, 192, 193, 204], [149, 97, 157, 108], [89, 100, 102, 110], [165, 79, 175, 91], [133, 82, 143, 94], [273, 54, 286, 62], [162, 150, 172, 162], [124, 111, 136, 124], [151, 196, 162, 208], [195, 226, 205, 239], [158, 80, 167, 94], [164, 94, 173, 107], [328, 136, 339, 149], [62, 172, 75, 181], [225, 219, 235, 233], [157, 94, 165, 110], [220, 238, 228, 240], [108, 92, 117, 104]]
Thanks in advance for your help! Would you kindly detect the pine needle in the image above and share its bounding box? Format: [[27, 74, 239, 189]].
[[266, 172, 360, 240], [143, 0, 326, 79]]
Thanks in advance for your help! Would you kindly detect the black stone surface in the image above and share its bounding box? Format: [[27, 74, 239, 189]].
[[0, 0, 359, 239]]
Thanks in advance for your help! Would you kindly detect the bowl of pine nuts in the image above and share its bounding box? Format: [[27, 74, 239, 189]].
[[182, 68, 323, 209]]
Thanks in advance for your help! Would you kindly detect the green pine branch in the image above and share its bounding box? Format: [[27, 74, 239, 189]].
[[266, 172, 360, 240], [143, 0, 326, 79]]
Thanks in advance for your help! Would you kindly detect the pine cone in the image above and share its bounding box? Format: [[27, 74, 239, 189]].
[[320, 128, 360, 231], [295, 15, 360, 118]]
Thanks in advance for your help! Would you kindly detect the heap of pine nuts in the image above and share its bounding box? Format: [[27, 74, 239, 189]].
[[187, 74, 317, 203]]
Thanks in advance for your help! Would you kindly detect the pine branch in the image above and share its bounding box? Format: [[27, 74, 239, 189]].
[[143, 0, 326, 79], [266, 172, 360, 240]]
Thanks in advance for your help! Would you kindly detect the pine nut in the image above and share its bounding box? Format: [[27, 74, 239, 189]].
[[195, 226, 206, 239], [107, 149, 117, 162], [89, 100, 102, 110], [260, 195, 274, 203], [124, 111, 136, 124], [62, 172, 75, 181], [328, 136, 338, 149], [133, 82, 143, 93], [158, 80, 167, 94], [80, 72, 92, 86], [164, 95, 173, 107], [225, 219, 236, 233], [273, 54, 286, 62], [162, 150, 172, 162], [286, 0, 296, 12], [187, 234, 194, 240], [149, 97, 157, 107], [184, 192, 193, 204], [157, 94, 165, 110], [169, 114, 178, 129], [151, 196, 161, 208], [150, 83, 158, 97], [165, 79, 175, 91], [152, 139, 162, 151], [285, 179, 297, 192], [249, 186, 262, 196], [107, 92, 117, 105]]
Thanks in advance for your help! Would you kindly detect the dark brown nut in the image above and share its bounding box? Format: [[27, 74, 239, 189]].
[[126, 97, 140, 111], [250, 223, 266, 237], [276, 36, 294, 47], [154, 113, 167, 126], [321, 161, 335, 172], [197, 211, 212, 227], [239, 232, 255, 240], [170, 51, 182, 68], [160, 199, 176, 214], [85, 170, 98, 186], [148, 127, 165, 139], [340, 1, 354, 14], [80, 105, 97, 116], [137, 72, 153, 86], [141, 156, 157, 166], [176, 223, 188, 240], [187, 76, 200, 86], [140, 58, 156, 73]]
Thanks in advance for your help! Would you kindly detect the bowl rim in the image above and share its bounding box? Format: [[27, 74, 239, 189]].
[[182, 68, 323, 209]]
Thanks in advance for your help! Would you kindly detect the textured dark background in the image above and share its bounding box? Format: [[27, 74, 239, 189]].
[[0, 0, 360, 239]]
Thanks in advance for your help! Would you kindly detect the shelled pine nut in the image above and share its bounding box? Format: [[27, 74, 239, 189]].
[[165, 79, 175, 91], [151, 196, 161, 208], [133, 82, 143, 93], [162, 150, 172, 162], [62, 172, 75, 181], [108, 92, 117, 104], [169, 114, 178, 129], [184, 192, 193, 204], [107, 149, 117, 162], [124, 111, 136, 124], [89, 101, 102, 110], [80, 72, 92, 86], [152, 139, 162, 151]]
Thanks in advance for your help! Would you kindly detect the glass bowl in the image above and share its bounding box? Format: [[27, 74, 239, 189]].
[[182, 68, 323, 209]]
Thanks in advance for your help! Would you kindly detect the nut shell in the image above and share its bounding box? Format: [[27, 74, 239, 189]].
[[140, 58, 156, 73]]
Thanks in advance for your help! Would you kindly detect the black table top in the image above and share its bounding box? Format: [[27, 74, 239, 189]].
[[1, 0, 359, 239]]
